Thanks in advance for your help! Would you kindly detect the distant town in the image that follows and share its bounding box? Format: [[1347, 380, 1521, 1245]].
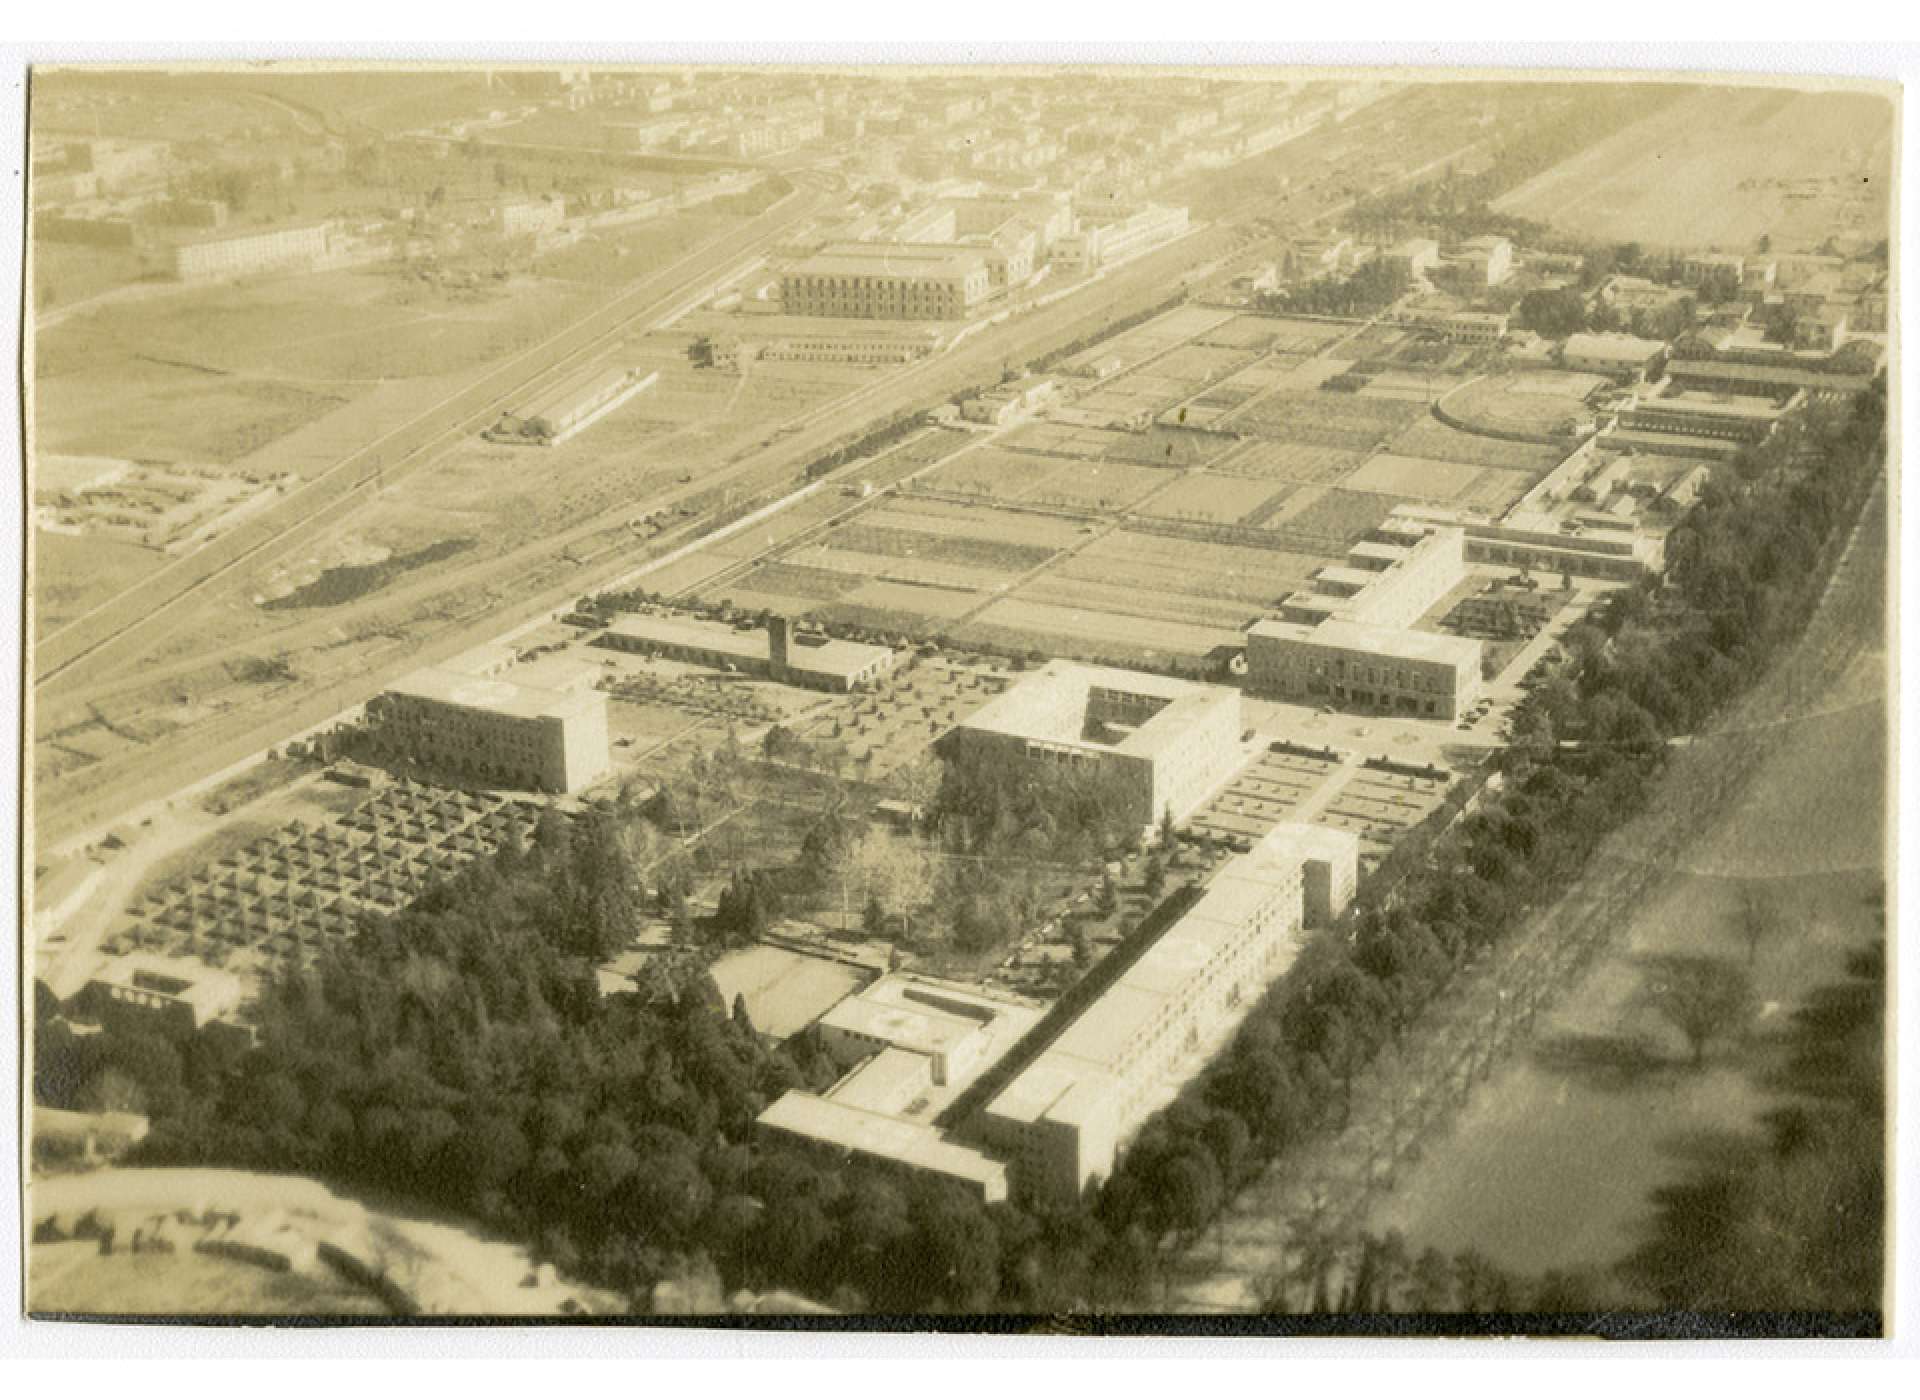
[[26, 68, 1889, 1330]]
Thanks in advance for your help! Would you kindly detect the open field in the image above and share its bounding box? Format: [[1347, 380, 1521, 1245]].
[[1060, 530, 1322, 606], [961, 595, 1245, 663], [1389, 415, 1570, 472], [1216, 438, 1368, 484], [1492, 87, 1894, 250], [32, 531, 169, 635], [1228, 390, 1426, 451], [1139, 472, 1296, 525], [1340, 452, 1498, 505]]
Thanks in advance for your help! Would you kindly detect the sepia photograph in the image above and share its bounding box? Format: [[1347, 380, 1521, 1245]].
[[12, 50, 1898, 1341]]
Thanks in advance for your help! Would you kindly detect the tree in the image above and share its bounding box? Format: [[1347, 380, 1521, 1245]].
[[1729, 885, 1787, 968], [1636, 954, 1754, 1066], [845, 831, 937, 941], [1143, 853, 1167, 898]]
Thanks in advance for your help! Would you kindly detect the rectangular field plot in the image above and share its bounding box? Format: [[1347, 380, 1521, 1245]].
[[1023, 459, 1172, 512], [1014, 574, 1256, 632], [1060, 530, 1325, 606], [1152, 343, 1255, 385], [861, 498, 1089, 552], [1140, 472, 1296, 525], [1454, 467, 1540, 515], [962, 595, 1246, 662], [782, 539, 1032, 593], [1057, 305, 1236, 377], [923, 445, 1062, 500], [1217, 438, 1370, 484], [1228, 391, 1425, 451], [1388, 418, 1567, 473], [729, 560, 866, 603], [1200, 315, 1346, 355], [1342, 453, 1493, 504], [1271, 487, 1404, 547]]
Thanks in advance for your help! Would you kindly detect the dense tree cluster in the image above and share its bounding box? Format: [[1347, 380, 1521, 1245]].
[[1260, 260, 1409, 319]]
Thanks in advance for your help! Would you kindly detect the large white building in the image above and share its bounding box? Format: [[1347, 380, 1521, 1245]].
[[781, 241, 992, 320], [974, 823, 1359, 1202], [946, 661, 1245, 831], [169, 222, 331, 282], [1246, 523, 1483, 720]]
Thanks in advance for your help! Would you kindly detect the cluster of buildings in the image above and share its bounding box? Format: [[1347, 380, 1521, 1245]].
[[1245, 523, 1484, 722], [757, 820, 1359, 1204], [776, 191, 1189, 323]]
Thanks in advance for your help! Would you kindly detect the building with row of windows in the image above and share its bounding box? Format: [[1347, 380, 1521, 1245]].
[[972, 822, 1359, 1202], [596, 613, 899, 692], [780, 241, 992, 321], [754, 976, 1046, 1205], [489, 365, 658, 447], [369, 667, 611, 795], [1246, 523, 1482, 720], [945, 661, 1246, 832], [168, 221, 332, 282], [1047, 203, 1190, 273]]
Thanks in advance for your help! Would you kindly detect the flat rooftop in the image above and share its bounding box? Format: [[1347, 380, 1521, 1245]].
[[1641, 390, 1787, 420], [958, 660, 1237, 762], [1248, 616, 1483, 670], [386, 666, 603, 723], [759, 1091, 1010, 1191], [790, 241, 988, 280], [985, 825, 1331, 1131]]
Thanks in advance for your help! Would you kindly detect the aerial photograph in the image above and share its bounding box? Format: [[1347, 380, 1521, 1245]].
[[19, 63, 1893, 1334]]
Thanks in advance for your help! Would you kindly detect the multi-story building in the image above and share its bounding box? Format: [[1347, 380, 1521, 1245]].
[[946, 661, 1245, 831], [973, 822, 1359, 1202], [498, 197, 566, 239], [1560, 331, 1668, 382], [168, 222, 331, 283], [1401, 307, 1509, 345], [1434, 235, 1513, 289], [1050, 204, 1189, 274], [1246, 524, 1482, 720], [1246, 616, 1483, 721], [368, 667, 611, 795], [781, 242, 991, 321], [80, 953, 249, 1044], [1619, 387, 1800, 445], [1382, 237, 1440, 280]]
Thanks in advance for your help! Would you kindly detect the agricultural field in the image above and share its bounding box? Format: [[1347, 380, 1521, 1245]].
[[1227, 389, 1425, 451], [1389, 416, 1570, 473], [1055, 304, 1237, 378], [1195, 315, 1344, 355], [1216, 438, 1368, 485], [960, 594, 1246, 664], [1341, 452, 1496, 505], [1492, 86, 1894, 250], [1138, 472, 1296, 526], [1273, 487, 1405, 547], [1059, 530, 1323, 607]]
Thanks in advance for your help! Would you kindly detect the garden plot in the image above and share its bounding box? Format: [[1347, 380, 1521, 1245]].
[[728, 561, 866, 604], [1140, 472, 1296, 526], [1342, 452, 1493, 505], [1271, 487, 1404, 547], [1152, 343, 1256, 386], [1356, 368, 1468, 404], [923, 445, 1063, 500], [1454, 467, 1542, 516], [962, 594, 1246, 662], [1215, 438, 1368, 486], [1187, 749, 1343, 846], [782, 540, 1026, 594], [1204, 315, 1346, 355], [1389, 417, 1569, 473], [1319, 765, 1452, 846], [1228, 390, 1425, 452], [1055, 304, 1237, 377], [1014, 574, 1256, 633], [861, 497, 1088, 552], [1060, 530, 1326, 606], [1022, 459, 1173, 512]]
